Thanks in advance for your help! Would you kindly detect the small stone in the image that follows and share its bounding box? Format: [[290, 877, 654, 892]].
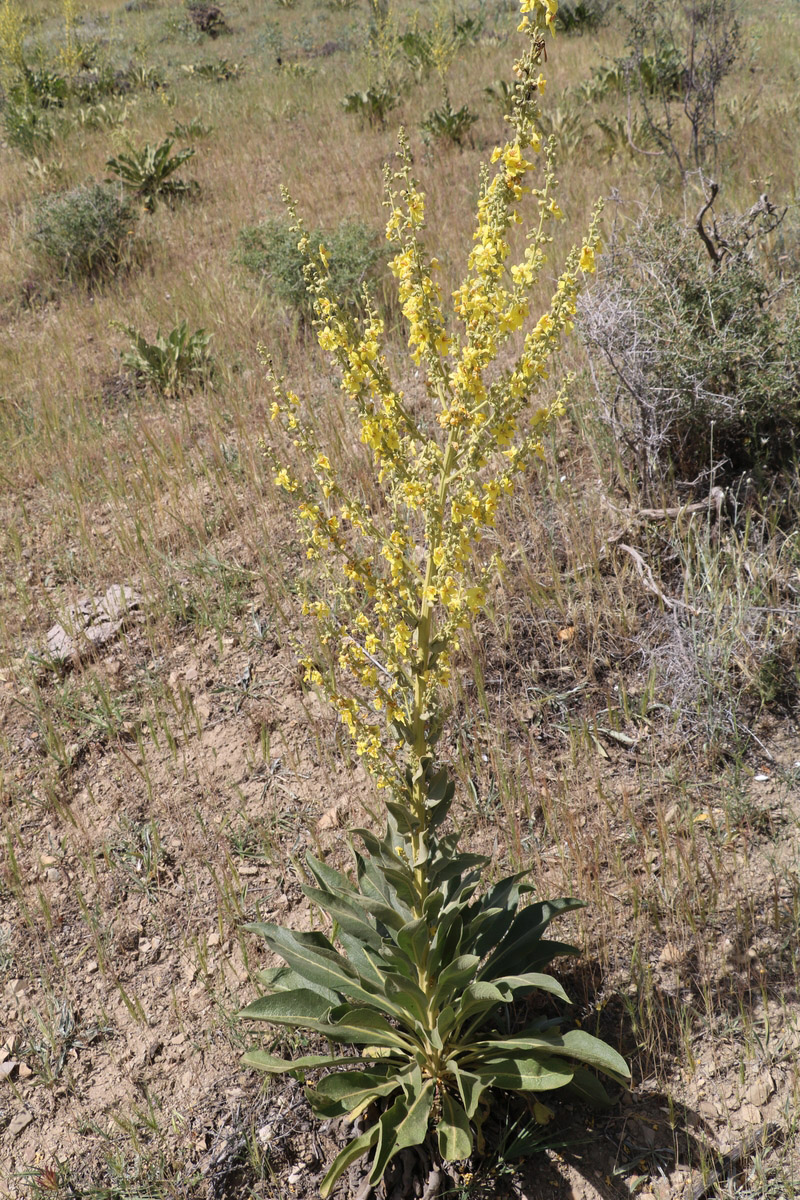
[[40, 855, 57, 868], [86, 961, 98, 974], [744, 1073, 775, 1108], [207, 932, 220, 947], [0, 1061, 18, 1080], [698, 1099, 720, 1120], [317, 801, 347, 830], [18, 1063, 33, 1079], [659, 943, 683, 967], [45, 868, 60, 883], [736, 1102, 762, 1126], [7, 1110, 33, 1138]]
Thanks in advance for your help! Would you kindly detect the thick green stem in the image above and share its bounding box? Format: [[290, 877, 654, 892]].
[[408, 425, 460, 1020]]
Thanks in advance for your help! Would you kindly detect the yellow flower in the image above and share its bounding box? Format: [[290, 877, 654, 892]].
[[519, 0, 559, 29], [274, 468, 297, 492], [579, 244, 596, 273], [503, 143, 536, 177], [407, 191, 425, 226]]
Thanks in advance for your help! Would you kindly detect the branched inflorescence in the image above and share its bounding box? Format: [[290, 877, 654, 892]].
[[266, 2, 600, 847]]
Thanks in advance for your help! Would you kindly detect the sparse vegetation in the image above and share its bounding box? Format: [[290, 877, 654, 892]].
[[1, 0, 799, 1197]]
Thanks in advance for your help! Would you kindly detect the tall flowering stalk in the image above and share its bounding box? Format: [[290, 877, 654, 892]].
[[241, 3, 628, 1194]]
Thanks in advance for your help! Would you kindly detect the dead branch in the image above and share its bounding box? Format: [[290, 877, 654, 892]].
[[696, 181, 722, 268], [617, 543, 702, 615]]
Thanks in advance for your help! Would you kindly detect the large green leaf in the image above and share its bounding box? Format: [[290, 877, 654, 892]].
[[468, 1053, 574, 1092], [369, 1071, 435, 1184], [308, 1068, 404, 1119], [429, 852, 487, 886], [255, 965, 340, 1004], [395, 917, 430, 966], [259, 924, 405, 1017], [355, 895, 412, 934], [452, 980, 509, 1029], [302, 885, 383, 949], [384, 974, 431, 1029], [305, 852, 355, 897], [437, 1092, 473, 1162], [551, 1029, 631, 1082], [239, 988, 332, 1027], [488, 972, 570, 1004], [565, 1066, 613, 1109], [448, 1061, 489, 1118], [433, 954, 480, 1007], [319, 1124, 379, 1199], [429, 910, 466, 975], [245, 923, 335, 952], [479, 899, 584, 979], [482, 937, 580, 981], [355, 852, 401, 908], [319, 1004, 418, 1051], [337, 932, 386, 987], [242, 1050, 369, 1074], [472, 1029, 630, 1082]]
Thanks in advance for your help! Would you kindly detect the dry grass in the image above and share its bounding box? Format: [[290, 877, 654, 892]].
[[1, 0, 800, 1197]]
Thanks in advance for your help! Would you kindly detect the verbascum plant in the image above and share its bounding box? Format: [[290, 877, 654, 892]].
[[240, 1, 629, 1194], [0, 0, 26, 96]]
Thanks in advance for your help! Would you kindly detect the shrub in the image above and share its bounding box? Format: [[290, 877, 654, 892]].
[[579, 202, 800, 492], [234, 217, 385, 317], [186, 2, 231, 37], [28, 182, 138, 279], [624, 0, 741, 179]]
